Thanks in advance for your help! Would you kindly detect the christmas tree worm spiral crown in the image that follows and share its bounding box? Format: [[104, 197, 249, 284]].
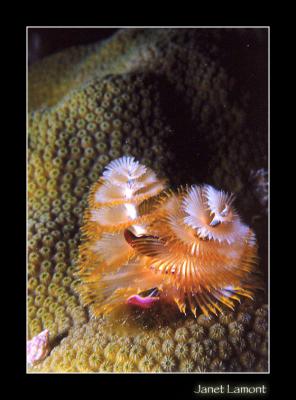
[[76, 157, 258, 317]]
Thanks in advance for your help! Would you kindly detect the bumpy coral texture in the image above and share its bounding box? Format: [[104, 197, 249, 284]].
[[31, 299, 268, 372], [28, 28, 267, 372]]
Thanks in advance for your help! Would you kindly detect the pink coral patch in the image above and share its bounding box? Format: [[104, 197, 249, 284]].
[[27, 329, 50, 366], [127, 294, 160, 309]]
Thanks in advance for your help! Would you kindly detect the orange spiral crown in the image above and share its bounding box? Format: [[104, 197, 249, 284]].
[[76, 157, 258, 317]]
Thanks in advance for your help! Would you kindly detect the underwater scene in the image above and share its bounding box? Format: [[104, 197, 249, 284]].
[[27, 27, 268, 373]]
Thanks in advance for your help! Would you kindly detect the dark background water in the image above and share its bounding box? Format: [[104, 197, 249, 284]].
[[28, 28, 118, 65]]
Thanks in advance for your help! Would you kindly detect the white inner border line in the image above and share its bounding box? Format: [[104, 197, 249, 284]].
[[26, 26, 270, 375]]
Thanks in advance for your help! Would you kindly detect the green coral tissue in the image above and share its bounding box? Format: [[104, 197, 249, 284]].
[[28, 28, 268, 373]]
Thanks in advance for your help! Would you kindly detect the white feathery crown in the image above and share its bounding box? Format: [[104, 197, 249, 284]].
[[204, 184, 236, 223], [102, 156, 147, 185], [95, 156, 164, 205], [182, 184, 248, 244]]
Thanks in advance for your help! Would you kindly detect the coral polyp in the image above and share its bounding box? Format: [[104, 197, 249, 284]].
[[76, 157, 259, 318]]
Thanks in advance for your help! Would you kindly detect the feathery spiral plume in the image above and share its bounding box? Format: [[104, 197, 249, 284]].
[[76, 158, 259, 318]]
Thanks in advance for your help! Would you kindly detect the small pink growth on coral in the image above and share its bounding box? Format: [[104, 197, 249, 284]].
[[27, 329, 50, 366], [127, 294, 160, 309]]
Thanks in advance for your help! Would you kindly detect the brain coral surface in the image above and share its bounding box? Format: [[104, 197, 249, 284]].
[[28, 28, 268, 372]]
